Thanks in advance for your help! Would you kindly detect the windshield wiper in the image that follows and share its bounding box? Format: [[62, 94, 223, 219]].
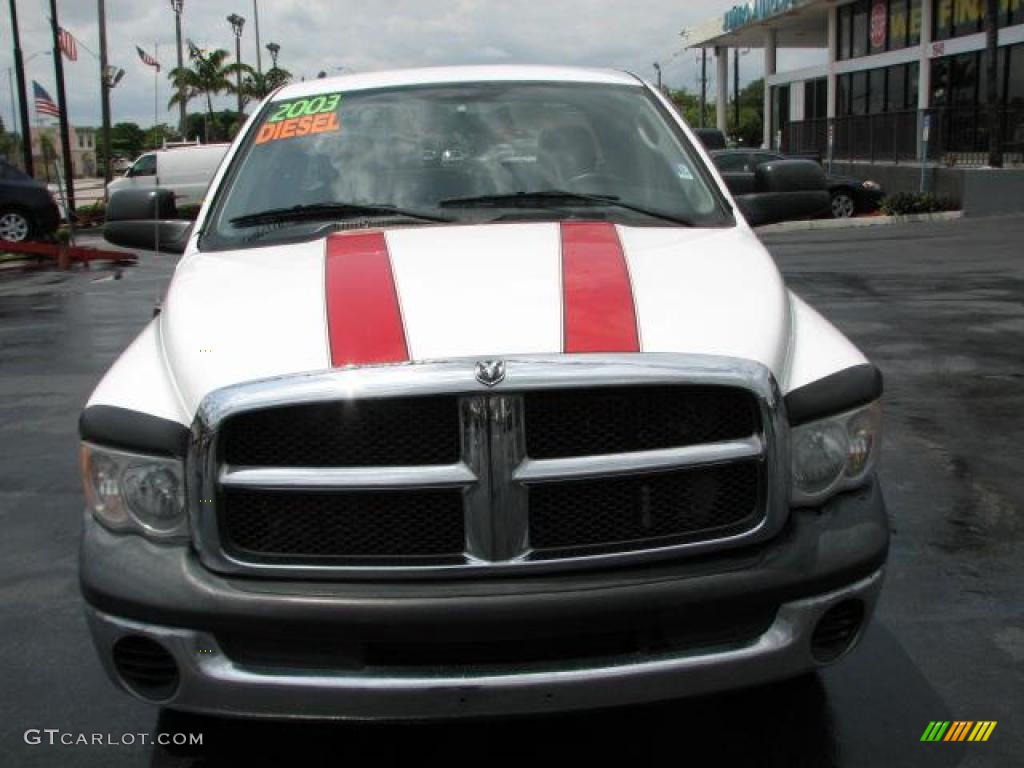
[[438, 190, 693, 227], [230, 202, 453, 227]]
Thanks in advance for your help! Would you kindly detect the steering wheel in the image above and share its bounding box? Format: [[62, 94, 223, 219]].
[[565, 170, 626, 195]]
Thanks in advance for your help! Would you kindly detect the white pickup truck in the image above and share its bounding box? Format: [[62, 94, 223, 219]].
[[80, 66, 887, 719]]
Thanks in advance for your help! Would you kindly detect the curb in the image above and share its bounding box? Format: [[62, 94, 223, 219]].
[[756, 210, 963, 234]]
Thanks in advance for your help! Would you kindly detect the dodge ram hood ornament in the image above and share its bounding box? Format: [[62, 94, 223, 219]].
[[474, 359, 506, 387]]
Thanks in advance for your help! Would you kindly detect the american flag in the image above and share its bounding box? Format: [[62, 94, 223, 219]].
[[136, 46, 160, 72], [58, 27, 77, 61], [32, 81, 60, 119]]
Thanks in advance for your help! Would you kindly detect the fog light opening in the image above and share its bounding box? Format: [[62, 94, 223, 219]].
[[811, 599, 865, 663], [112, 635, 180, 702]]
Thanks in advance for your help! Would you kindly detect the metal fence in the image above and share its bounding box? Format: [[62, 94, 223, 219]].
[[783, 107, 1024, 165]]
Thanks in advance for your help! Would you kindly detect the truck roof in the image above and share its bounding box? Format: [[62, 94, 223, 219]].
[[272, 65, 642, 101]]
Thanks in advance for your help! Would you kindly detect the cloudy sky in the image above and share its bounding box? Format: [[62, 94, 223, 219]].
[[1, 0, 820, 131]]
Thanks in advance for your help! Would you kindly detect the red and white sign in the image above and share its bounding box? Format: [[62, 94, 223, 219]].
[[870, 1, 887, 49]]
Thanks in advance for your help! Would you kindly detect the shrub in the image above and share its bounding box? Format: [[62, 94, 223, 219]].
[[176, 204, 201, 221], [879, 192, 958, 216], [76, 201, 106, 216]]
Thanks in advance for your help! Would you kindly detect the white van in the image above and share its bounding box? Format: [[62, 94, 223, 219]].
[[107, 143, 229, 207]]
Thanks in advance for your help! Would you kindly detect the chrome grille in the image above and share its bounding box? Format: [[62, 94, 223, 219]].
[[221, 489, 465, 563], [190, 355, 788, 579], [221, 396, 459, 466], [528, 461, 761, 556], [524, 385, 759, 458]]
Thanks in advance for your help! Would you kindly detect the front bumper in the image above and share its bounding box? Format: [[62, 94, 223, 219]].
[[81, 479, 888, 719]]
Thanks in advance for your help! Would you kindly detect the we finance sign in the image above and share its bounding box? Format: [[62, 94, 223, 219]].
[[723, 0, 803, 31]]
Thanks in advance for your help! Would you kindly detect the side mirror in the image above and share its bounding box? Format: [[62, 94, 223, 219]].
[[734, 158, 830, 227], [104, 189, 192, 254]]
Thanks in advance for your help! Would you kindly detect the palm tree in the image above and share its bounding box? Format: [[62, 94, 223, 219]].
[[237, 66, 294, 110], [168, 43, 250, 141]]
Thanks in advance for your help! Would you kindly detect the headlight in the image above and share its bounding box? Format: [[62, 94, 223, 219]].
[[80, 443, 187, 540], [791, 402, 881, 506], [862, 180, 881, 191]]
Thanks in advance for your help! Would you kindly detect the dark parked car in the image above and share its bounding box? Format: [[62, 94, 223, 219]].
[[711, 149, 884, 219], [694, 127, 728, 150], [0, 159, 61, 242]]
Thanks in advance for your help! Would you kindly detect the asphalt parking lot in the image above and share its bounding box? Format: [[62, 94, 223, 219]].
[[1, 216, 1021, 767]]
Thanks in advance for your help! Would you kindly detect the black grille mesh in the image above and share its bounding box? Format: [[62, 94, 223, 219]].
[[524, 386, 759, 459], [220, 396, 459, 467], [221, 489, 465, 561], [529, 461, 760, 554]]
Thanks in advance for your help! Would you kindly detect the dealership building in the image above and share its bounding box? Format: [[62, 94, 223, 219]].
[[684, 0, 1024, 177]]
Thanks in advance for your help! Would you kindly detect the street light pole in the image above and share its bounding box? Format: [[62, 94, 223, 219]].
[[653, 62, 662, 92], [700, 48, 707, 128], [984, 0, 1002, 167], [48, 0, 75, 213], [227, 13, 245, 115], [8, 0, 34, 175], [733, 47, 740, 132], [171, 0, 185, 136], [97, 0, 112, 189], [253, 0, 262, 77]]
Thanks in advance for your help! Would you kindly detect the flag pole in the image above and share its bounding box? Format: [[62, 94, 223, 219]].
[[8, 0, 35, 176], [154, 43, 159, 147], [48, 0, 75, 213]]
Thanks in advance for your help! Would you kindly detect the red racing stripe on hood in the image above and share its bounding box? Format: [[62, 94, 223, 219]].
[[560, 221, 640, 353], [325, 232, 409, 366]]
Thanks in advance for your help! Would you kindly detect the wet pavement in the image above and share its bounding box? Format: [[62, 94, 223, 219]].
[[1, 218, 1021, 766]]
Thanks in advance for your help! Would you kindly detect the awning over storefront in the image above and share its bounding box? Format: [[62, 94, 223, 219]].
[[684, 0, 831, 49]]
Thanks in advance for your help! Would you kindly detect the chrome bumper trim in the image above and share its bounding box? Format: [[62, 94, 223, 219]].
[[85, 568, 882, 720], [220, 462, 477, 491], [514, 436, 764, 483]]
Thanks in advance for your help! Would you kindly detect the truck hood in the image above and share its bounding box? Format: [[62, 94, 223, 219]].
[[161, 221, 790, 414]]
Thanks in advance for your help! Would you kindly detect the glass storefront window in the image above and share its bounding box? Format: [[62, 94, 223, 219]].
[[931, 57, 950, 106], [870, 0, 889, 54], [953, 0, 982, 38], [852, 1, 869, 58], [889, 0, 909, 50], [1008, 43, 1024, 107], [838, 73, 851, 116], [816, 78, 829, 118], [887, 64, 908, 110], [931, 0, 1021, 40], [803, 77, 828, 119], [839, 5, 852, 60], [934, 0, 953, 40], [908, 0, 922, 45], [951, 52, 978, 106], [869, 68, 887, 112], [1008, 0, 1023, 27], [908, 61, 920, 108], [851, 71, 869, 114]]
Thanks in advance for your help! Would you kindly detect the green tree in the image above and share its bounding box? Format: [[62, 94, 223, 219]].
[[144, 123, 176, 149], [238, 66, 294, 109], [183, 110, 244, 143], [0, 129, 23, 166], [667, 87, 713, 129], [110, 122, 146, 159], [168, 43, 249, 141], [728, 78, 764, 147]]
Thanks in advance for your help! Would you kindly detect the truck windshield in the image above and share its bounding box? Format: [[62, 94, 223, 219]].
[[206, 81, 730, 248]]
